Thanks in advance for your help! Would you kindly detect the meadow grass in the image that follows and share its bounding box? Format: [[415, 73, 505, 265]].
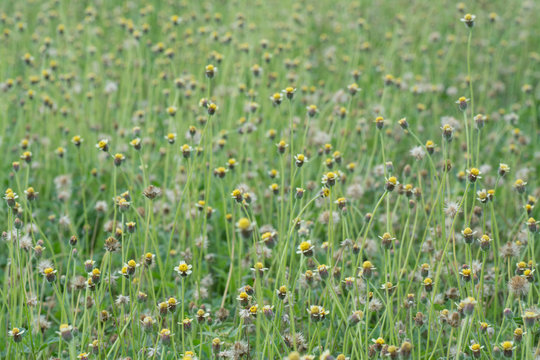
[[0, 0, 539, 359]]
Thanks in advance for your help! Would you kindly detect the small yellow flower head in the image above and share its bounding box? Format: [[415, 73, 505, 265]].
[[113, 153, 125, 166], [297, 240, 314, 257], [360, 260, 375, 279], [347, 83, 360, 96], [372, 337, 385, 350], [467, 167, 481, 182], [270, 92, 283, 106], [478, 234, 492, 251], [9, 327, 25, 342], [20, 151, 32, 163], [423, 278, 433, 291], [497, 163, 510, 177], [513, 179, 527, 194], [58, 324, 73, 341], [460, 296, 477, 315], [375, 116, 384, 130], [461, 13, 476, 28], [306, 104, 318, 117], [205, 64, 217, 78], [175, 261, 192, 277], [96, 139, 109, 152], [469, 343, 483, 353], [159, 328, 172, 344], [236, 217, 252, 238], [322, 171, 338, 186], [43, 267, 57, 283], [71, 135, 83, 147], [500, 341, 514, 357], [294, 153, 307, 167], [207, 102, 218, 115], [456, 96, 469, 110], [384, 174, 397, 188], [283, 86, 296, 100], [276, 139, 288, 154]]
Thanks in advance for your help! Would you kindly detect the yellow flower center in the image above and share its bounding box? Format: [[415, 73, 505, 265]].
[[237, 217, 251, 230], [178, 263, 188, 272]]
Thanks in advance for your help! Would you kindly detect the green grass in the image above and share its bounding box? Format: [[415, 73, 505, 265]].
[[0, 0, 539, 359]]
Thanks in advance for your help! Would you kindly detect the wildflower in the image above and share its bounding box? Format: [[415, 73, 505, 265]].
[[214, 166, 227, 178], [476, 189, 488, 203], [456, 96, 469, 111], [159, 328, 172, 345], [513, 179, 526, 193], [24, 187, 39, 201], [459, 297, 477, 315], [385, 176, 398, 191], [513, 328, 525, 343], [400, 341, 413, 359], [96, 139, 109, 152], [8, 327, 25, 343], [321, 171, 338, 186], [236, 217, 253, 238], [347, 83, 360, 96], [141, 315, 156, 332], [167, 106, 177, 116], [58, 324, 73, 341], [379, 232, 395, 249], [251, 262, 268, 276], [296, 240, 314, 257], [77, 353, 89, 360], [461, 13, 476, 28], [478, 234, 491, 251], [372, 337, 385, 350], [462, 227, 475, 244], [469, 343, 483, 358], [466, 167, 481, 182], [441, 124, 454, 141], [306, 104, 318, 117], [276, 140, 288, 154], [276, 285, 287, 300], [237, 291, 251, 306], [4, 189, 18, 207], [207, 103, 218, 115], [42, 267, 57, 283], [165, 132, 177, 144], [423, 278, 434, 292], [459, 267, 473, 282], [361, 261, 376, 279], [270, 92, 283, 106], [181, 144, 193, 158], [283, 87, 296, 100], [205, 64, 217, 78], [526, 217, 537, 233], [500, 341, 515, 358], [20, 151, 32, 163], [425, 140, 435, 154], [295, 154, 307, 167], [175, 261, 192, 277], [56, 147, 66, 158], [381, 281, 396, 294], [113, 153, 125, 166], [375, 116, 384, 129], [307, 305, 329, 322], [522, 308, 539, 327]]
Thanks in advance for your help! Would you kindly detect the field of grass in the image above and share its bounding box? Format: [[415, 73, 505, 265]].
[[0, 0, 539, 359]]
